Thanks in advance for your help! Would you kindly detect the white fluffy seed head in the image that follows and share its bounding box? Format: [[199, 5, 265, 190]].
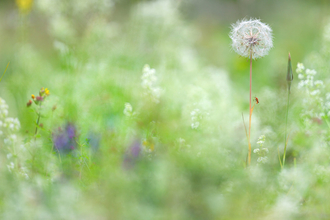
[[230, 18, 273, 59]]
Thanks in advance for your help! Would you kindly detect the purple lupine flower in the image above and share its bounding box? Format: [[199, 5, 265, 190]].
[[53, 123, 77, 153], [123, 140, 141, 170]]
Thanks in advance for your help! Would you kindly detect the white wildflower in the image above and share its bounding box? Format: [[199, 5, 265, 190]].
[[190, 109, 202, 129], [141, 65, 161, 103], [310, 89, 320, 96], [306, 69, 317, 75], [296, 63, 305, 73], [257, 156, 268, 164], [7, 162, 14, 172], [254, 135, 268, 164], [262, 148, 269, 153], [230, 18, 273, 59], [191, 122, 200, 129], [123, 103, 133, 117], [314, 80, 324, 87]]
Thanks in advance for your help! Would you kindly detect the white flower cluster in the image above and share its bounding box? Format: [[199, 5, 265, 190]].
[[253, 135, 268, 164], [123, 103, 137, 118], [177, 138, 191, 151], [0, 98, 8, 118], [0, 98, 28, 179], [297, 63, 330, 120], [230, 18, 273, 59], [190, 108, 202, 129], [314, 165, 330, 182], [141, 65, 161, 103], [0, 98, 20, 136]]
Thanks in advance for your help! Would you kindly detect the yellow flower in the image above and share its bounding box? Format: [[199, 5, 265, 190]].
[[45, 88, 50, 96], [143, 140, 154, 152], [16, 0, 33, 14], [31, 94, 35, 99]]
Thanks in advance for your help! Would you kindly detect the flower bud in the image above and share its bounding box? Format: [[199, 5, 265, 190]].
[[27, 100, 32, 107], [287, 53, 293, 93], [36, 96, 43, 102]]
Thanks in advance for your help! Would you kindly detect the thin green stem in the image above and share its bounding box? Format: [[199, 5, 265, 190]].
[[35, 102, 42, 136], [283, 88, 290, 167], [0, 62, 10, 83]]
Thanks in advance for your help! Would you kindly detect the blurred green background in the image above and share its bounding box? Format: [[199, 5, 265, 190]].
[[0, 0, 330, 219], [0, 0, 328, 115]]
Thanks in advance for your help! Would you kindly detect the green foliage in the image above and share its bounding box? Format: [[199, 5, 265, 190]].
[[0, 0, 330, 219]]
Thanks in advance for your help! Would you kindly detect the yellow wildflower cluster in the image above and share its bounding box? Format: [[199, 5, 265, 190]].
[[27, 87, 50, 107], [16, 0, 33, 14]]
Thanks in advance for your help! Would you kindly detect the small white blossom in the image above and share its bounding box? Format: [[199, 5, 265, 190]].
[[310, 89, 321, 96], [254, 135, 268, 164], [306, 69, 317, 75], [123, 103, 133, 117], [7, 162, 14, 172], [191, 122, 200, 129], [314, 80, 324, 87], [257, 156, 268, 164], [296, 63, 305, 73], [141, 65, 161, 103], [190, 109, 202, 129]]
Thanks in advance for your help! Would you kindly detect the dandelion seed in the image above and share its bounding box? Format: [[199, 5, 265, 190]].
[[230, 18, 273, 59]]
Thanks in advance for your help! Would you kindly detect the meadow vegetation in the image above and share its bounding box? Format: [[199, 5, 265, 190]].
[[0, 0, 330, 219]]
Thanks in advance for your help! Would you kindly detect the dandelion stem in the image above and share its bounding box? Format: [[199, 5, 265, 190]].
[[248, 49, 252, 166]]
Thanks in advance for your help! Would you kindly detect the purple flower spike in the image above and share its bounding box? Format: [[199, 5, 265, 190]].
[[122, 139, 141, 170], [66, 123, 76, 138], [130, 140, 141, 157], [53, 122, 77, 153]]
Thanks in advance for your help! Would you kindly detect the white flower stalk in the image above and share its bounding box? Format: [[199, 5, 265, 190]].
[[230, 18, 273, 59], [123, 103, 137, 118], [253, 135, 269, 165], [141, 65, 161, 103]]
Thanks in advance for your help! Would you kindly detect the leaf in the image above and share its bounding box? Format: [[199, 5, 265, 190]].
[[0, 62, 10, 83]]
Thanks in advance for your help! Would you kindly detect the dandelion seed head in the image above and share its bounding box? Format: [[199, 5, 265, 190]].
[[230, 18, 273, 59]]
